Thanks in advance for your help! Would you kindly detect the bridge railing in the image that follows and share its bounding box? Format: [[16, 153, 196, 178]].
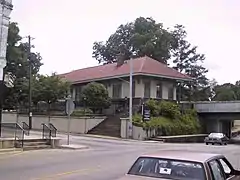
[[180, 101, 240, 113]]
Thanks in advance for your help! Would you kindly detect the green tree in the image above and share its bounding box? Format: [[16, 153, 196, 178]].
[[31, 74, 70, 120], [92, 18, 209, 100], [3, 22, 43, 108], [172, 25, 209, 101], [92, 17, 176, 64], [213, 83, 237, 101], [34, 74, 70, 105], [81, 82, 111, 113]]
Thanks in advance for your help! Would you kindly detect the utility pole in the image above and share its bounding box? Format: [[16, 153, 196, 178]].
[[128, 57, 133, 138], [27, 35, 34, 129]]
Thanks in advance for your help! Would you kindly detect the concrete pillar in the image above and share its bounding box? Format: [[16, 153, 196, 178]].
[[217, 120, 222, 132], [221, 121, 232, 138]]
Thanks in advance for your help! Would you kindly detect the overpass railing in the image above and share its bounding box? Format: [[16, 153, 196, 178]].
[[180, 101, 240, 113]]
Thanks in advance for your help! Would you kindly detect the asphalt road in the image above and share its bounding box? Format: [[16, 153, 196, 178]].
[[1, 135, 240, 180]]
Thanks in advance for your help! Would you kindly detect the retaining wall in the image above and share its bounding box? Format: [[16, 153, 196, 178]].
[[2, 112, 105, 134]]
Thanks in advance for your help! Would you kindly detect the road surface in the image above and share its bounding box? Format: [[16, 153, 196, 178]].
[[0, 135, 240, 180]]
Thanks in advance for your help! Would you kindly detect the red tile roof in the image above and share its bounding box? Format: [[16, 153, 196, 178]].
[[60, 56, 192, 84]]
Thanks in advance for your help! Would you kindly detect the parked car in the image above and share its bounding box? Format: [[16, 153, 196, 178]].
[[204, 133, 229, 145], [117, 150, 240, 180]]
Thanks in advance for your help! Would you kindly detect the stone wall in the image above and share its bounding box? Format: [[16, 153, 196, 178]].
[[120, 118, 155, 140], [120, 118, 208, 142], [2, 112, 105, 134]]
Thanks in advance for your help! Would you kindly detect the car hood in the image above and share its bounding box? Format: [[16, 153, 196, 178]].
[[116, 174, 170, 180]]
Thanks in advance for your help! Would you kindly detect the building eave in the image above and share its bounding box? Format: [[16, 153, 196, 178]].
[[69, 72, 192, 85]]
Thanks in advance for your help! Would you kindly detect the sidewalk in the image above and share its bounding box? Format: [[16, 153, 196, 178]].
[[29, 130, 159, 143]]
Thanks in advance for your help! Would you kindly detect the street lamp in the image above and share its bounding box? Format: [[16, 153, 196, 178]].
[[83, 97, 86, 115], [0, 0, 13, 137], [116, 53, 134, 139], [128, 57, 133, 138]]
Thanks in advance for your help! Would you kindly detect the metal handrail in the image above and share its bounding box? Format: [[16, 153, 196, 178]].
[[15, 123, 25, 148], [0, 122, 30, 148], [0, 123, 23, 145], [22, 122, 30, 136], [49, 123, 57, 137], [41, 123, 51, 139]]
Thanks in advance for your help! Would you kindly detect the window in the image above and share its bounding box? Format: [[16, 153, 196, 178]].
[[128, 157, 205, 180], [209, 133, 224, 139], [219, 159, 231, 174], [75, 86, 82, 101], [208, 160, 225, 180], [112, 83, 122, 98], [144, 81, 151, 98], [70, 88, 73, 97], [156, 83, 162, 99], [168, 85, 174, 100]]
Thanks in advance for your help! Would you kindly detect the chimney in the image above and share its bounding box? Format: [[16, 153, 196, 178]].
[[116, 53, 125, 67]]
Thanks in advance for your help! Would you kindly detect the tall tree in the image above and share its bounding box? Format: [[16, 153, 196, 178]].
[[29, 74, 70, 120], [213, 83, 237, 101], [172, 25, 209, 101], [33, 74, 70, 105], [3, 22, 43, 109], [92, 17, 176, 64]]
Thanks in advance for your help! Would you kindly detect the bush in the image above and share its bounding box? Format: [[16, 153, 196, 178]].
[[133, 100, 201, 136], [71, 108, 93, 116], [145, 99, 160, 116], [132, 114, 143, 127], [145, 100, 181, 119], [159, 101, 181, 119]]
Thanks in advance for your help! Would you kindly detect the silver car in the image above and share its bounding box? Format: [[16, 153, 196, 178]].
[[204, 133, 229, 145]]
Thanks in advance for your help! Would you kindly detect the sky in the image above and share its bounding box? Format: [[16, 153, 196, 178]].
[[11, 0, 240, 84]]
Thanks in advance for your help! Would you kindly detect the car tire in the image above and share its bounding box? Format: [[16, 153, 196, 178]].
[[224, 143, 227, 145], [206, 143, 208, 145], [212, 143, 214, 145], [219, 143, 223, 145]]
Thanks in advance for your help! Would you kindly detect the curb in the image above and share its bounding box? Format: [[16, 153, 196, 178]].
[[82, 134, 122, 140], [0, 148, 22, 153], [79, 134, 141, 142], [58, 145, 89, 150], [0, 148, 23, 157]]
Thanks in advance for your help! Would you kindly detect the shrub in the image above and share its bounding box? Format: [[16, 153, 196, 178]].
[[132, 102, 201, 136], [145, 100, 181, 119], [132, 114, 143, 127], [145, 99, 160, 116], [159, 100, 181, 119], [71, 108, 93, 116]]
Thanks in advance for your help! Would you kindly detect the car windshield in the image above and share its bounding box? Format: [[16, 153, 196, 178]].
[[209, 133, 223, 138], [128, 157, 206, 180]]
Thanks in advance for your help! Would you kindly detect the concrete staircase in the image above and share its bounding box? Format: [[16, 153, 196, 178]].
[[87, 115, 121, 137], [15, 139, 52, 151]]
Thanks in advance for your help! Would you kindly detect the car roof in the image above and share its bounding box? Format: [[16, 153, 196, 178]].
[[140, 150, 223, 163], [209, 133, 224, 135]]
